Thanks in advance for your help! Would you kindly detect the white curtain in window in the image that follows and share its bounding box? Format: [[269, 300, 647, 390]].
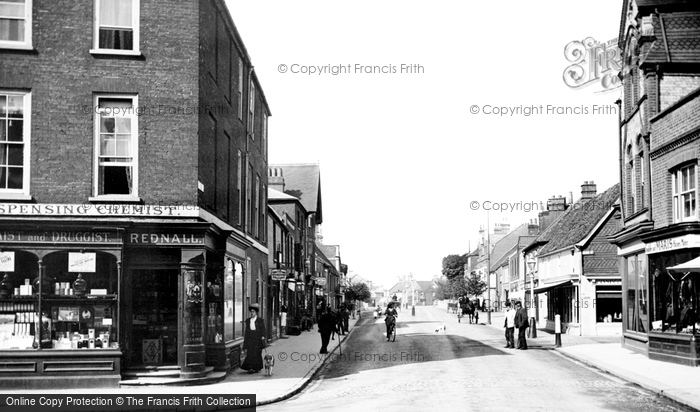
[[99, 0, 132, 28]]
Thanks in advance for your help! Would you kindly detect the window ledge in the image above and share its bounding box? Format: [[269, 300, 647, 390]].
[[88, 196, 142, 203], [89, 49, 142, 57], [0, 44, 33, 51], [0, 194, 33, 201]]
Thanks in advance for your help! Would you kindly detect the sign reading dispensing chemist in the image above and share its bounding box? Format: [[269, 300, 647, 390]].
[[68, 253, 96, 272]]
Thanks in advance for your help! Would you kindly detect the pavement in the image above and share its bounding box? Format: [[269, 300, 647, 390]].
[[483, 310, 700, 412], [6, 314, 361, 408]]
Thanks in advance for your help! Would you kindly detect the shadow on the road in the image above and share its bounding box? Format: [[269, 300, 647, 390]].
[[320, 319, 511, 379]]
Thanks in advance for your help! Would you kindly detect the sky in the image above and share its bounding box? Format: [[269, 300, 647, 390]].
[[226, 0, 625, 288]]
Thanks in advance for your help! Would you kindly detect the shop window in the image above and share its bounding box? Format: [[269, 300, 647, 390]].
[[206, 260, 223, 344], [596, 285, 622, 323], [0, 91, 30, 196], [92, 0, 140, 54], [234, 261, 243, 339], [0, 251, 119, 350], [224, 260, 234, 341], [625, 253, 649, 333], [672, 164, 697, 223], [93, 96, 138, 199], [649, 251, 700, 335], [0, 0, 31, 49]]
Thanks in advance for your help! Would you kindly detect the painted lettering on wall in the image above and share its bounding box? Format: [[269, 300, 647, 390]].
[[129, 233, 204, 245]]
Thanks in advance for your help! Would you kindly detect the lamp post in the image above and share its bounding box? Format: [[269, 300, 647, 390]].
[[527, 258, 537, 338]]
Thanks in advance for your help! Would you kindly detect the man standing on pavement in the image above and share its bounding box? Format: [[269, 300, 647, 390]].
[[318, 307, 336, 354], [342, 305, 350, 334], [514, 301, 529, 350], [504, 301, 515, 349]]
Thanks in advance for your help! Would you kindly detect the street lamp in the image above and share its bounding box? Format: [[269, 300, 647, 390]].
[[526, 257, 537, 338]]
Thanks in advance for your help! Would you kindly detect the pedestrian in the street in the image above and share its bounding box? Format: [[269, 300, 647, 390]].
[[318, 306, 336, 354], [342, 305, 350, 333], [385, 302, 398, 341], [336, 306, 346, 335], [241, 303, 266, 373], [503, 301, 515, 349], [514, 301, 529, 350]]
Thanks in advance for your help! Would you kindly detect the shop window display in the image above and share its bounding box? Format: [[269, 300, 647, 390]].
[[0, 251, 119, 350], [649, 251, 700, 335]]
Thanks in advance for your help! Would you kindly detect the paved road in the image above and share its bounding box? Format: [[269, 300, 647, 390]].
[[261, 306, 694, 412]]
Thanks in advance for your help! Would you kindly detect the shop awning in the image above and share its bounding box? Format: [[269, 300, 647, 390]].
[[667, 256, 700, 281], [533, 280, 573, 294]]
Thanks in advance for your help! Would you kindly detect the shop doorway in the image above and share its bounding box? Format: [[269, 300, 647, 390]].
[[129, 269, 179, 367]]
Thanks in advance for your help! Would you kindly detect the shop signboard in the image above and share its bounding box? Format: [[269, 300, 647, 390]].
[[315, 277, 327, 286], [645, 234, 700, 254], [270, 269, 287, 281]]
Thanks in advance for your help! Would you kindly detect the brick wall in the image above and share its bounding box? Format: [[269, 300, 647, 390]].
[[660, 74, 700, 112], [198, 0, 269, 242], [0, 0, 200, 204], [650, 92, 700, 228]]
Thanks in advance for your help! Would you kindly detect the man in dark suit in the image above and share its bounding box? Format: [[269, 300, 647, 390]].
[[514, 301, 529, 350], [318, 307, 337, 354]]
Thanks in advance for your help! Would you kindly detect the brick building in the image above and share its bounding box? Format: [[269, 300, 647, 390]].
[[609, 0, 700, 365], [0, 0, 270, 387]]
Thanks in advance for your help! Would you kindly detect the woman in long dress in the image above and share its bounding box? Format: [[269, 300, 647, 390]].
[[241, 303, 266, 373]]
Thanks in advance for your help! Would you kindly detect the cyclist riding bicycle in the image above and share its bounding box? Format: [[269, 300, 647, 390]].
[[385, 302, 398, 341]]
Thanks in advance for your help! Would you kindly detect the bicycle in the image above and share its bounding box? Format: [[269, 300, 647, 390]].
[[386, 316, 397, 342]]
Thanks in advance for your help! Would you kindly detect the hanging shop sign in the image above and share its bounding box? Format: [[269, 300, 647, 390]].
[[68, 253, 96, 272], [315, 277, 327, 286], [270, 269, 288, 281]]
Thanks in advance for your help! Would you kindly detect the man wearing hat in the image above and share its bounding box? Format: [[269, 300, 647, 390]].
[[241, 303, 266, 373]]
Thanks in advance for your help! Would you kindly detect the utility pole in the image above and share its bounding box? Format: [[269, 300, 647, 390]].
[[487, 209, 491, 325]]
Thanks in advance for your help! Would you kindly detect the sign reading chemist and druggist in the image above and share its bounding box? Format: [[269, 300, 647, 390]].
[[0, 203, 200, 217], [0, 230, 120, 243]]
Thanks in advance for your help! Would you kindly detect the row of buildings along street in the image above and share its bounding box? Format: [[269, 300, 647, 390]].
[[452, 0, 700, 369], [0, 0, 352, 388]]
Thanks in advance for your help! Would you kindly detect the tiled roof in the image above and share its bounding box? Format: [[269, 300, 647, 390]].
[[536, 183, 621, 256], [269, 164, 323, 223], [643, 12, 700, 64], [489, 224, 532, 269]]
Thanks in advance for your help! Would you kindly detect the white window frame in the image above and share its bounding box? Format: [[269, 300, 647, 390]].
[[91, 0, 140, 56], [672, 163, 697, 223], [238, 58, 243, 121], [248, 81, 255, 139], [0, 91, 31, 199], [254, 175, 260, 237], [262, 112, 267, 156], [90, 94, 140, 201], [630, 160, 636, 212], [237, 149, 242, 225], [0, 0, 32, 49]]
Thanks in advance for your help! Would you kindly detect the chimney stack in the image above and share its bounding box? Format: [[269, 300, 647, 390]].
[[268, 167, 285, 192], [581, 180, 597, 200]]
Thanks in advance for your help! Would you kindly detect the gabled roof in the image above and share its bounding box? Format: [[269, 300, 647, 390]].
[[269, 164, 323, 223], [489, 224, 532, 269], [536, 183, 621, 256], [415, 281, 434, 291], [316, 242, 340, 263]]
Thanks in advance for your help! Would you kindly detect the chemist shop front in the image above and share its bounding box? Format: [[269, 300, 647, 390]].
[[0, 217, 252, 389]]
